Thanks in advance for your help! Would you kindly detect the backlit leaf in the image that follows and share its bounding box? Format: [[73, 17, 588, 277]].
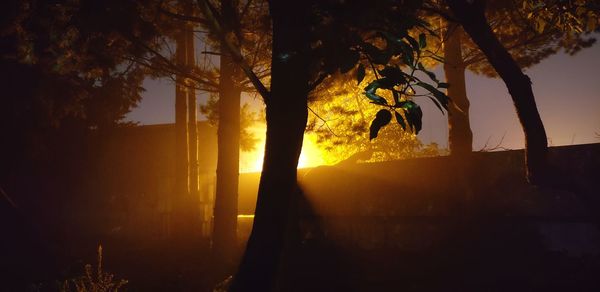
[[362, 43, 391, 65], [364, 91, 387, 105], [369, 109, 392, 140], [403, 101, 423, 134], [406, 35, 420, 52], [437, 82, 449, 88], [397, 43, 412, 66], [419, 33, 427, 48], [378, 66, 407, 84], [416, 82, 449, 110], [357, 64, 366, 85], [394, 110, 406, 130], [427, 96, 444, 114], [418, 62, 438, 83], [412, 105, 423, 133]]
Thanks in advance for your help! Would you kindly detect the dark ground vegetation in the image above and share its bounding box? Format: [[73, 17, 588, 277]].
[[2, 143, 600, 291]]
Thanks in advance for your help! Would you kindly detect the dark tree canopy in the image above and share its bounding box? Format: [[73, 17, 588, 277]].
[[0, 0, 169, 166]]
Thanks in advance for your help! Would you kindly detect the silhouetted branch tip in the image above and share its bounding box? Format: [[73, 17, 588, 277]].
[[478, 133, 510, 152], [308, 106, 338, 137]]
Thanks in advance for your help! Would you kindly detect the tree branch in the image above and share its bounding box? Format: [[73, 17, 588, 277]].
[[308, 106, 338, 136], [122, 42, 219, 92], [158, 6, 209, 25], [201, 50, 222, 55], [463, 29, 556, 66], [420, 4, 458, 23], [196, 0, 271, 101]]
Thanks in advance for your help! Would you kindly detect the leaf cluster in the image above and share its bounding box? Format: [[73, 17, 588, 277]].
[[358, 29, 449, 139], [419, 0, 598, 77], [307, 0, 449, 141], [522, 0, 600, 34], [307, 71, 441, 164]]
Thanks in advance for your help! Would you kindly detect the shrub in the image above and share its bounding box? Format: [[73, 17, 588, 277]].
[[60, 245, 127, 292]]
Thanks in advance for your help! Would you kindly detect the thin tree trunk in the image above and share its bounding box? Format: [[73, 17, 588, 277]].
[[173, 28, 189, 236], [446, 0, 548, 184], [443, 23, 473, 157], [212, 0, 241, 274], [187, 22, 200, 214], [230, 0, 311, 290]]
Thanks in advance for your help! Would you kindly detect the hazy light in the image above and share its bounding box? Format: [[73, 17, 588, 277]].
[[298, 134, 326, 168], [237, 214, 255, 218], [251, 152, 265, 173], [239, 125, 329, 173]]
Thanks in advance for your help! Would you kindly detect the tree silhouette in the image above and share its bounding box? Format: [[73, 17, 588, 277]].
[[197, 0, 448, 289], [446, 0, 550, 184], [0, 0, 171, 176], [173, 16, 192, 238], [0, 1, 185, 286], [419, 0, 598, 158], [187, 20, 200, 221], [170, 0, 270, 271], [212, 0, 243, 275]]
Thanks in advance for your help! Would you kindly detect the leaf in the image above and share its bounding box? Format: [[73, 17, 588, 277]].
[[403, 102, 415, 132], [398, 41, 414, 67], [403, 102, 423, 134], [394, 110, 406, 130], [369, 109, 392, 140], [416, 82, 449, 110], [378, 31, 405, 47], [356, 64, 366, 85], [364, 80, 378, 92], [364, 78, 393, 95], [362, 43, 391, 65], [417, 62, 438, 83], [418, 33, 427, 49], [406, 35, 420, 52], [392, 90, 400, 104], [376, 77, 396, 89], [437, 82, 449, 88], [378, 66, 407, 84], [414, 19, 438, 37], [413, 105, 423, 133], [427, 96, 444, 114], [363, 91, 388, 105]]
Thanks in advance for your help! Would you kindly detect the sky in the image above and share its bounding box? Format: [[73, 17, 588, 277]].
[[126, 39, 600, 154]]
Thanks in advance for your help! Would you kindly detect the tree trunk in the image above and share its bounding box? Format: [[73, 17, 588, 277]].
[[446, 0, 548, 184], [229, 0, 311, 290], [173, 28, 189, 237], [443, 23, 473, 157], [212, 0, 241, 274], [186, 22, 200, 215]]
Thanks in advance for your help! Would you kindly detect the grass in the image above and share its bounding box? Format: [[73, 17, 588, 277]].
[[59, 245, 127, 292]]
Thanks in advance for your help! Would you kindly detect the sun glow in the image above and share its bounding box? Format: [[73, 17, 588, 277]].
[[298, 134, 326, 169], [250, 151, 265, 173], [239, 125, 328, 173]]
